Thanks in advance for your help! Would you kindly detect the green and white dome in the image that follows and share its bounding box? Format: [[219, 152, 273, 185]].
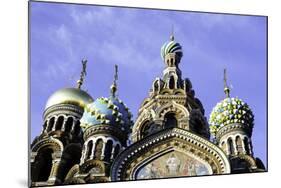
[[160, 37, 183, 60], [209, 97, 254, 136]]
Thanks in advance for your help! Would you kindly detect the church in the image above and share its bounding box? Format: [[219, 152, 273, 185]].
[[30, 34, 265, 186]]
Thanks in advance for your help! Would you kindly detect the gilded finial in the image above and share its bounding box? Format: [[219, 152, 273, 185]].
[[223, 68, 230, 98], [110, 64, 118, 97], [77, 59, 87, 89], [170, 24, 175, 41]]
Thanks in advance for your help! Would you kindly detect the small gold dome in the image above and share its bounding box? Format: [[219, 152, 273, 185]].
[[45, 88, 94, 110]]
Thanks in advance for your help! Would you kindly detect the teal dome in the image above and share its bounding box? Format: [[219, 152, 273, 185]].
[[209, 97, 254, 136], [160, 39, 183, 60], [80, 96, 133, 132]]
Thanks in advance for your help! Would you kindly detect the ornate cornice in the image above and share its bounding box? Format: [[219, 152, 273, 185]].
[[216, 123, 252, 141], [43, 104, 83, 120], [83, 124, 128, 145]]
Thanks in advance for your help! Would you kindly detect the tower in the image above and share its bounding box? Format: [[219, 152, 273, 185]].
[[111, 34, 230, 181], [131, 33, 209, 143], [64, 65, 133, 183], [30, 60, 94, 186], [209, 69, 265, 173]]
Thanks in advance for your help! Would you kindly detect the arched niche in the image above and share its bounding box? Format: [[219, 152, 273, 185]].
[[32, 148, 54, 182], [31, 137, 63, 182], [64, 117, 74, 133], [140, 120, 162, 139], [163, 113, 177, 129], [169, 76, 175, 89], [104, 140, 113, 162]]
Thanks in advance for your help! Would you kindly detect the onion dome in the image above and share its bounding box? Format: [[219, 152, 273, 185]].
[[45, 88, 94, 110], [80, 96, 132, 131], [209, 97, 254, 136], [160, 35, 183, 60], [209, 69, 254, 136], [80, 65, 133, 132]]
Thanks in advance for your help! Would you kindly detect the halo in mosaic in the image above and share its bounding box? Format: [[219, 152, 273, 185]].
[[209, 97, 254, 136]]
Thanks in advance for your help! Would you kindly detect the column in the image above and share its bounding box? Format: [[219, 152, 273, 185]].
[[80, 142, 87, 165], [110, 145, 116, 161], [241, 137, 246, 154], [45, 119, 50, 133], [61, 119, 67, 131], [248, 141, 253, 156], [226, 139, 230, 155], [52, 117, 58, 131], [90, 141, 96, 160], [101, 141, 106, 160], [233, 137, 238, 155], [48, 152, 61, 184]]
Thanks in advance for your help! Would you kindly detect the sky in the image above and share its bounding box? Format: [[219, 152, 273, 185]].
[[30, 2, 267, 168]]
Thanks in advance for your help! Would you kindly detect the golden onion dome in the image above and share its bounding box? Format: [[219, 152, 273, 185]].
[[45, 88, 94, 110]]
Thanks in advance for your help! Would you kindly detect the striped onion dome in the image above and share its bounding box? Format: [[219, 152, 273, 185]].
[[209, 97, 254, 136], [160, 37, 183, 60], [80, 96, 133, 132]]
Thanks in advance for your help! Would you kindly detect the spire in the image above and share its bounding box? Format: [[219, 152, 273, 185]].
[[77, 59, 87, 89], [170, 24, 175, 41], [110, 64, 118, 97], [223, 68, 230, 98]]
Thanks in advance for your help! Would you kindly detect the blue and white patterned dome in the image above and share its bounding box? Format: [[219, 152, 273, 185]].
[[209, 97, 254, 136], [160, 38, 183, 60], [80, 96, 133, 132]]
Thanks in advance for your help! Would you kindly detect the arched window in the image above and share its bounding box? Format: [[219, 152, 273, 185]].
[[141, 121, 161, 139], [86, 141, 93, 160], [236, 136, 243, 154], [55, 116, 64, 131], [47, 117, 55, 132], [171, 58, 174, 66], [169, 76, 175, 89], [228, 138, 235, 155], [244, 137, 250, 155], [164, 113, 177, 129], [64, 117, 73, 132], [33, 148, 53, 182], [74, 120, 81, 135], [94, 139, 103, 160], [113, 144, 120, 158], [104, 140, 113, 162]]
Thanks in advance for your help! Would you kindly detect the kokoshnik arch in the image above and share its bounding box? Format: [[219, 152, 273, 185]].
[[30, 33, 265, 186]]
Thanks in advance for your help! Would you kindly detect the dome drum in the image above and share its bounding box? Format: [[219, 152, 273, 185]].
[[82, 124, 128, 147], [215, 123, 253, 141]]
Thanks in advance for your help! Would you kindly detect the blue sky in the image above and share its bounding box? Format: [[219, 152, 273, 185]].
[[30, 2, 267, 167]]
